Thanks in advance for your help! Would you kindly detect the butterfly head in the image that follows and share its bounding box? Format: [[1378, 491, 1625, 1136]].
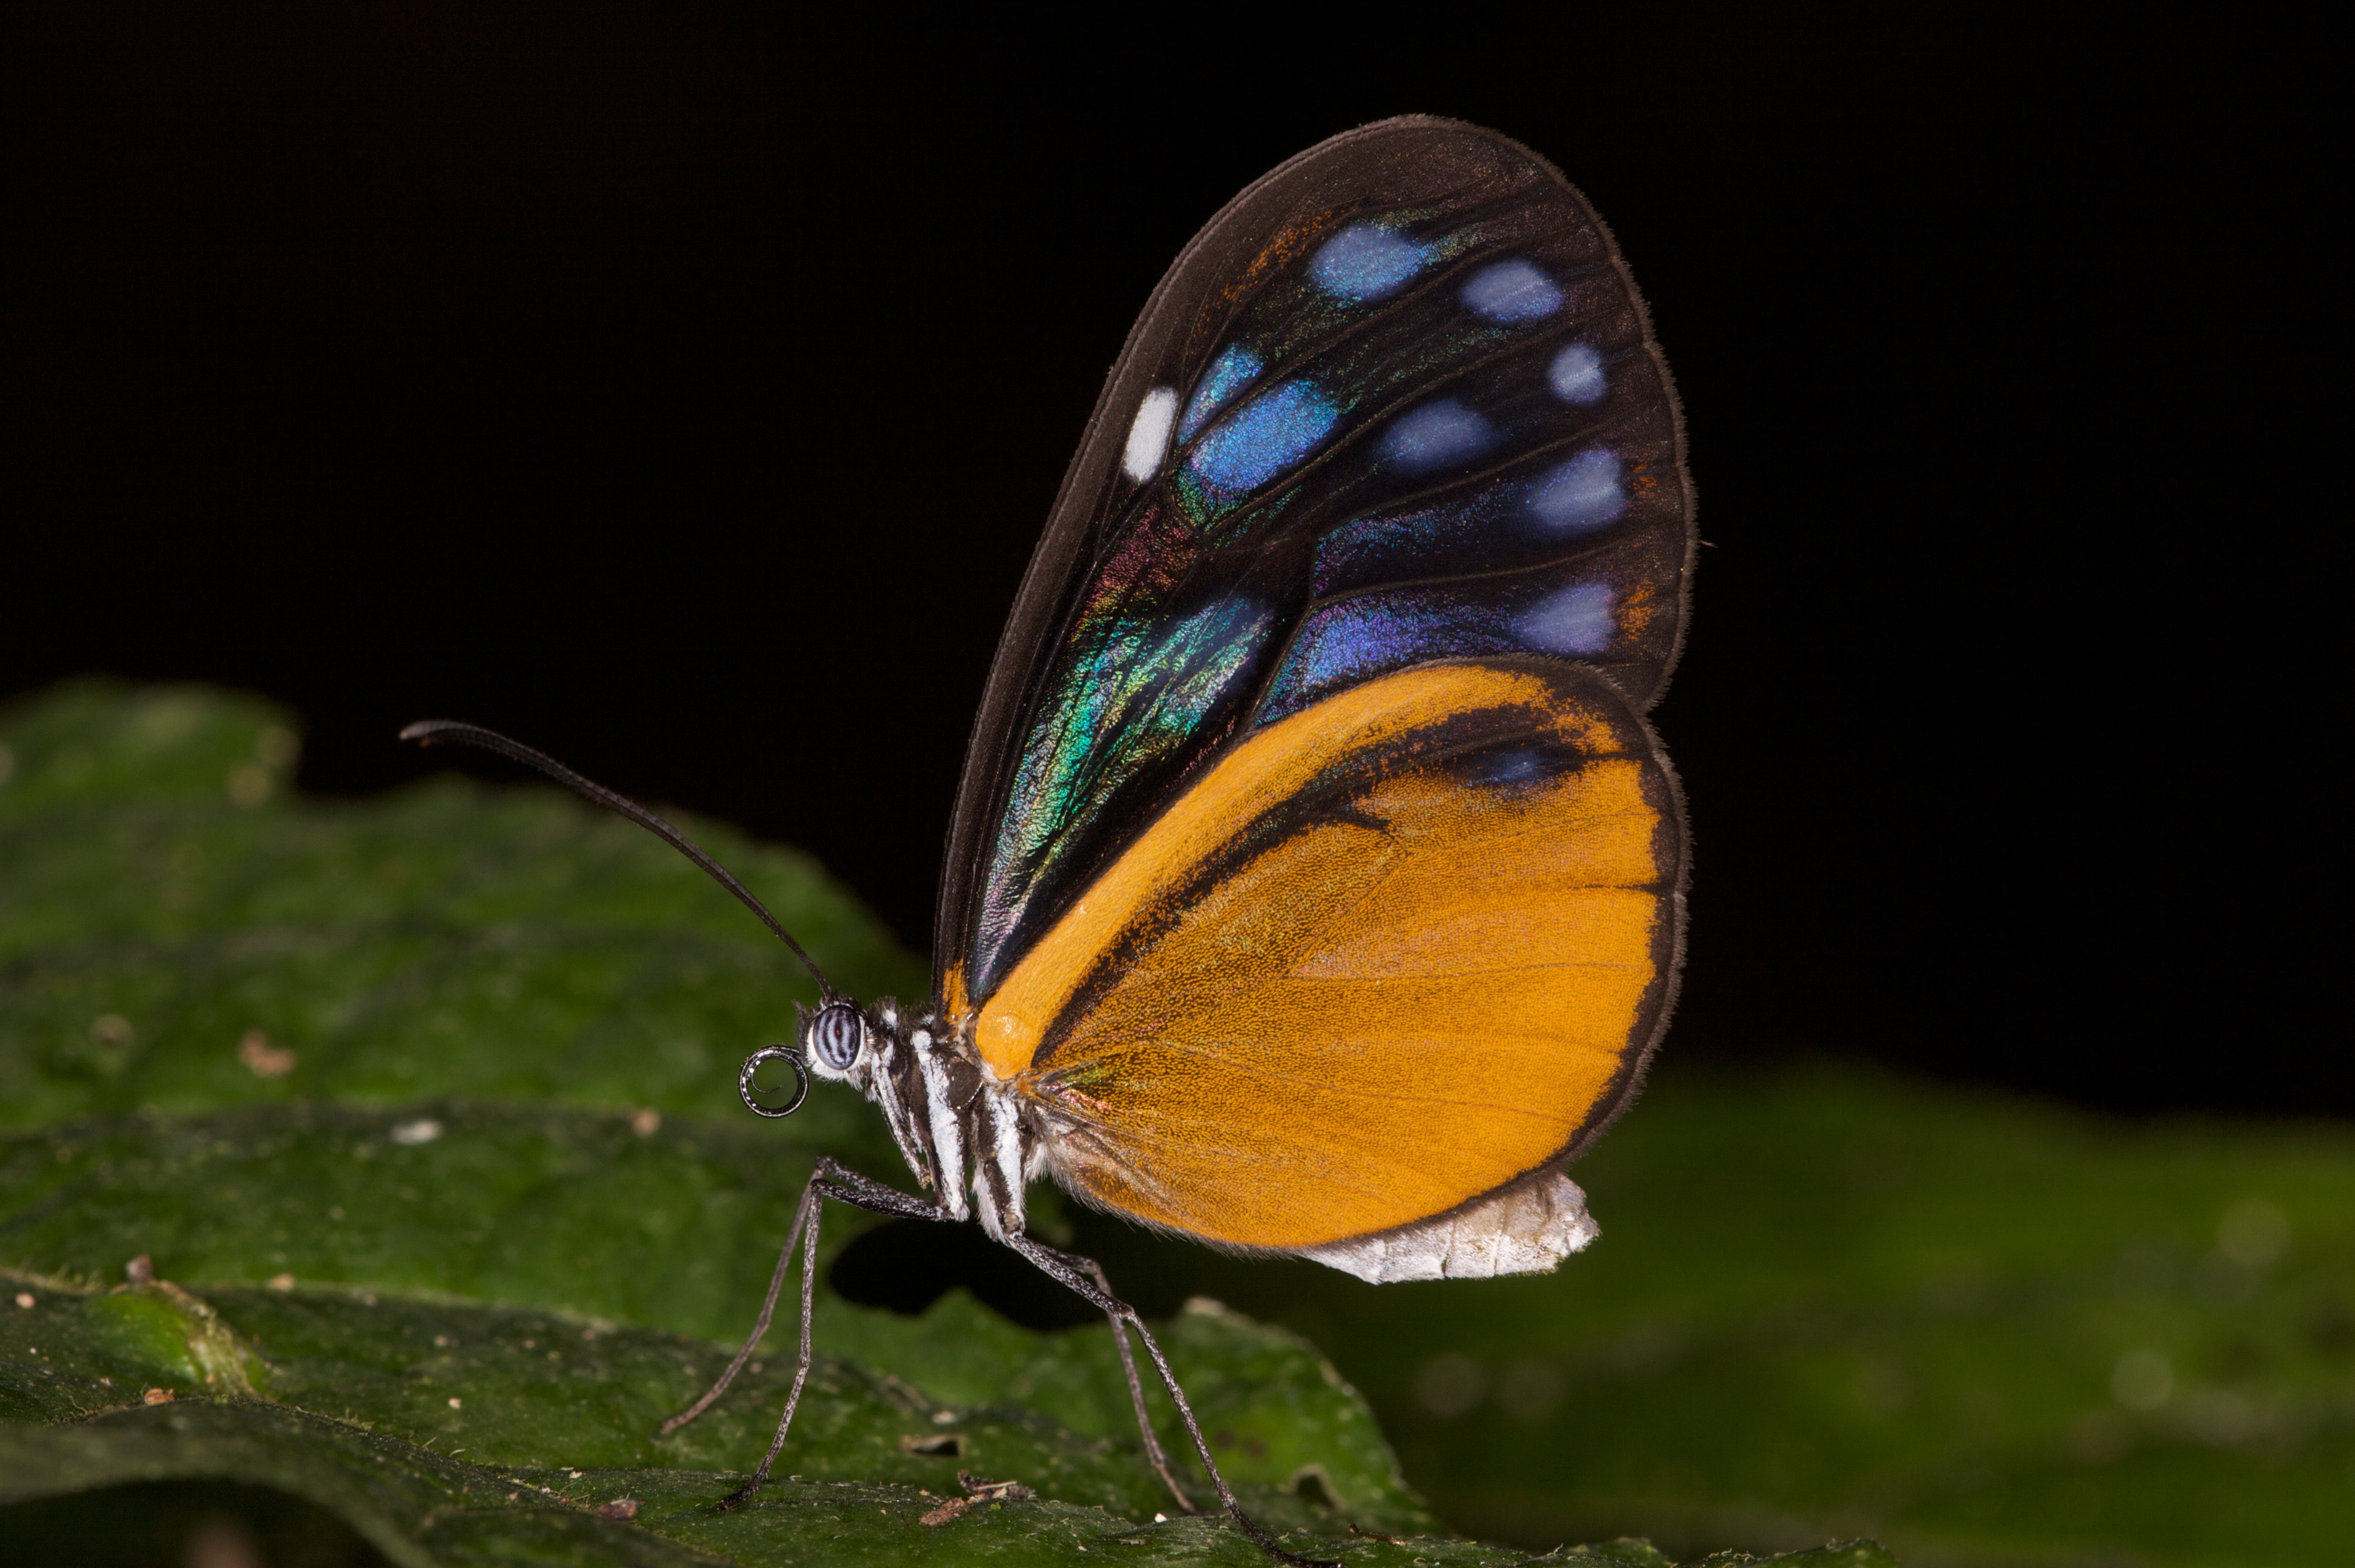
[[797, 997, 874, 1083]]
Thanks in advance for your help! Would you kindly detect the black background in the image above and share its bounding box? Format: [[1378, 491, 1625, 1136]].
[[7, 6, 2333, 1117]]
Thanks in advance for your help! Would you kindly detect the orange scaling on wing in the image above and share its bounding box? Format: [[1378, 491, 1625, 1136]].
[[974, 660, 1676, 1252]]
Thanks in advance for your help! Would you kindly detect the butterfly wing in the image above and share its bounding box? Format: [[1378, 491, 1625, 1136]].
[[970, 658, 1683, 1255], [937, 117, 1693, 1010]]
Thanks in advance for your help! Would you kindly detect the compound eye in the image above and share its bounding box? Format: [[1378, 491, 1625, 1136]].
[[810, 1003, 862, 1070]]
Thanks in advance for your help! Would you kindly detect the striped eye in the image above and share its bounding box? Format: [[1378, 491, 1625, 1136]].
[[810, 1003, 862, 1070]]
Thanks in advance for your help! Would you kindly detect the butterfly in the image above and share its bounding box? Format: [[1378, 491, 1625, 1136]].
[[408, 114, 1691, 1565]]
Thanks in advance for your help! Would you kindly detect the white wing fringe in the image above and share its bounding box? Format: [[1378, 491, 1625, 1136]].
[[1295, 1173, 1600, 1284]]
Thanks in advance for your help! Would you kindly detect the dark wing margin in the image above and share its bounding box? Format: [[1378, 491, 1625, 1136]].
[[936, 117, 1694, 1010]]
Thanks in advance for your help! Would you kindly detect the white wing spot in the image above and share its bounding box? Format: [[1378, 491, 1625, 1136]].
[[1121, 387, 1178, 481]]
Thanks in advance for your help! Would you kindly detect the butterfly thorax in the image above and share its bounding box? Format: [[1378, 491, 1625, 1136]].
[[797, 997, 1039, 1242]]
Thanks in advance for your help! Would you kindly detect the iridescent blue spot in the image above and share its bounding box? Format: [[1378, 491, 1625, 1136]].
[[1264, 596, 1466, 718], [1548, 342, 1607, 404], [1263, 567, 1630, 723], [1519, 582, 1616, 655], [1309, 224, 1428, 303], [1378, 400, 1498, 475], [1462, 259, 1562, 323], [1313, 498, 1476, 598], [1179, 345, 1263, 442], [1189, 382, 1339, 495], [1530, 451, 1625, 532]]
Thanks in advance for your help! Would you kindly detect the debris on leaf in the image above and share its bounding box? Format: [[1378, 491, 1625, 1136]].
[[237, 1028, 298, 1078], [957, 1470, 1035, 1503], [922, 1471, 1035, 1528]]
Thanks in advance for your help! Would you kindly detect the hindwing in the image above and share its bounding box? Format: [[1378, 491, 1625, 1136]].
[[976, 660, 1684, 1251]]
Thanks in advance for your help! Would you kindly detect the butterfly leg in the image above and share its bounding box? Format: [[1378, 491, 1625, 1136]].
[[809, 1165, 1198, 1518], [1077, 1254, 1198, 1514], [656, 1176, 816, 1440], [1003, 1234, 1332, 1568], [694, 1157, 949, 1510], [707, 1172, 825, 1509]]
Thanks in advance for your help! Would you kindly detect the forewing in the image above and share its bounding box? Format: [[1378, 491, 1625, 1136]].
[[939, 118, 1692, 1009], [973, 660, 1685, 1251]]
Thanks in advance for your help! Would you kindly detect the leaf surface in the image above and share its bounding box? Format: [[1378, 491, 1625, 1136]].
[[5, 683, 1899, 1565]]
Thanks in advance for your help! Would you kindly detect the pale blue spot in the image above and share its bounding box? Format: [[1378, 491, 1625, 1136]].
[[1530, 450, 1625, 531], [1549, 342, 1606, 404], [1179, 345, 1263, 442], [1379, 400, 1497, 475], [1189, 382, 1339, 495], [1309, 224, 1428, 303], [1462, 259, 1562, 323], [1519, 582, 1616, 655]]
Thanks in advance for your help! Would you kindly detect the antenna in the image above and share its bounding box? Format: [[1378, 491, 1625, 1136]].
[[400, 720, 839, 1000]]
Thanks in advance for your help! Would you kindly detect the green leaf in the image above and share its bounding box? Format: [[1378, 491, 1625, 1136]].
[[1, 1258, 1443, 1558], [0, 679, 919, 1134], [12, 678, 2347, 1566], [7, 681, 1900, 1564], [0, 1099, 1425, 1530]]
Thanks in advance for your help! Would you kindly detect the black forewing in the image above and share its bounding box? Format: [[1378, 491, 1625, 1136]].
[[936, 117, 1693, 1009]]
